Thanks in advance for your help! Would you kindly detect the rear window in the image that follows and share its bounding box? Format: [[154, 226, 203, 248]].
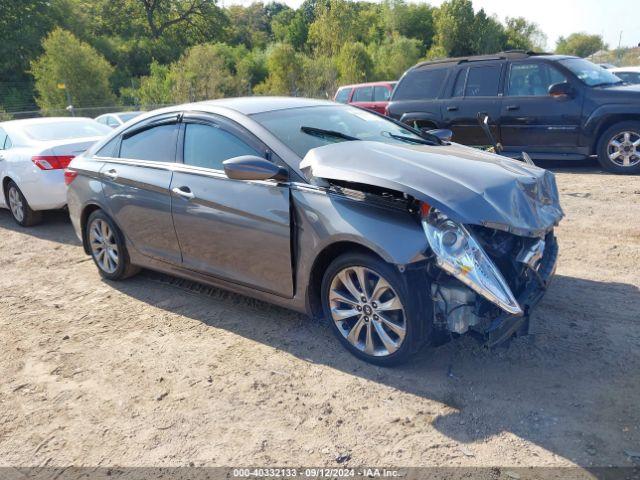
[[335, 88, 351, 103], [393, 68, 447, 101], [23, 120, 112, 141]]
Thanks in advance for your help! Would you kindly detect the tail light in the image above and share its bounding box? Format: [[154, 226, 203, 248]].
[[64, 169, 78, 185], [32, 155, 75, 170]]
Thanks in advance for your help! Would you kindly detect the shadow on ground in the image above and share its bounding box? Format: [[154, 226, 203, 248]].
[[107, 267, 640, 468], [0, 209, 80, 246]]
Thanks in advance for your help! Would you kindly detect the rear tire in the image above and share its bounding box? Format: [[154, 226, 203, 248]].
[[321, 252, 431, 366], [596, 121, 640, 174], [86, 210, 139, 281], [5, 180, 42, 227]]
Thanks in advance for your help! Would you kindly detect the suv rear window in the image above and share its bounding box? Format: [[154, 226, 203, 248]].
[[393, 68, 447, 101]]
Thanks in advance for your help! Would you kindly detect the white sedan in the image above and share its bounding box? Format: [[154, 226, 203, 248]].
[[610, 66, 640, 85], [95, 111, 143, 128], [0, 117, 111, 226]]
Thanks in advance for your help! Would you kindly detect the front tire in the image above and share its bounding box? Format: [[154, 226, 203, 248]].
[[321, 252, 430, 366], [5, 180, 42, 227], [86, 210, 139, 281], [596, 121, 640, 174]]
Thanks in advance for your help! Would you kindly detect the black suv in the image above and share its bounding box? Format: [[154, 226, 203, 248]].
[[387, 51, 640, 173]]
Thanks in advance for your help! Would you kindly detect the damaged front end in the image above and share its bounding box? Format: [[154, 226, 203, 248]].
[[422, 207, 558, 346], [300, 140, 563, 346]]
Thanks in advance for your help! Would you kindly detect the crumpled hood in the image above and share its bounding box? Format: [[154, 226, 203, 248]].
[[300, 141, 564, 237]]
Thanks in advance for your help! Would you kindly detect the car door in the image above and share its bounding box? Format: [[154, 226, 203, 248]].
[[170, 114, 293, 298], [499, 61, 583, 150], [442, 63, 504, 146], [370, 85, 393, 115], [350, 86, 375, 112], [99, 114, 182, 264]]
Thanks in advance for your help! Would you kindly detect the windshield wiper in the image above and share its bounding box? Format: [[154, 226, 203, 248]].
[[300, 126, 360, 141], [385, 132, 437, 146]]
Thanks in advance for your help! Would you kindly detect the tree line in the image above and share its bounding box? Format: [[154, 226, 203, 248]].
[[0, 0, 609, 116]]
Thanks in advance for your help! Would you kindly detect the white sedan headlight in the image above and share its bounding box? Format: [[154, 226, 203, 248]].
[[421, 206, 523, 316]]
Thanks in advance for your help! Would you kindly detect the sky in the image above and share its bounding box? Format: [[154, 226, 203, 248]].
[[222, 0, 639, 51]]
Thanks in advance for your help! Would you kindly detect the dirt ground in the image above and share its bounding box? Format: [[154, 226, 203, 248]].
[[0, 162, 639, 470]]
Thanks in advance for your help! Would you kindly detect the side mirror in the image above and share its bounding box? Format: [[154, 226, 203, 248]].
[[424, 128, 453, 142], [548, 82, 574, 99], [223, 155, 288, 182]]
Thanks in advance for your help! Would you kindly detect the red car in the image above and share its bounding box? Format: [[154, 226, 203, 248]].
[[333, 81, 397, 115]]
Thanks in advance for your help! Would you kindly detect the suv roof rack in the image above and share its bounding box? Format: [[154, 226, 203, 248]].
[[412, 50, 553, 70]]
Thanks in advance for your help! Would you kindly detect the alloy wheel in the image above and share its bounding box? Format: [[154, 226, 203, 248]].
[[8, 187, 24, 223], [607, 131, 640, 167], [329, 266, 406, 357], [89, 219, 119, 274]]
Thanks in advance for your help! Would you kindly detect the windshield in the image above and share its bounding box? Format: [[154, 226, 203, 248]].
[[559, 58, 623, 87], [252, 105, 434, 158], [24, 120, 112, 141]]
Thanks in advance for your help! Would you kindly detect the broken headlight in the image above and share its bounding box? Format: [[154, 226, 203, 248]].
[[421, 206, 523, 316]]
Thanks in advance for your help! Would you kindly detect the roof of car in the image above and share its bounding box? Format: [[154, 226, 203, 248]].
[[0, 117, 96, 128], [337, 81, 397, 90], [410, 51, 576, 71], [194, 96, 338, 115], [611, 66, 640, 72]]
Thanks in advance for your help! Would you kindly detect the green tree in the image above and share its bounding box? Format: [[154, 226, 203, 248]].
[[473, 9, 505, 54], [503, 17, 546, 51], [254, 43, 304, 95], [236, 49, 268, 95], [335, 42, 373, 84], [122, 60, 174, 107], [382, 0, 434, 49], [272, 10, 308, 50], [369, 35, 421, 80], [300, 55, 338, 98], [31, 28, 116, 113], [432, 0, 476, 57], [169, 42, 241, 102], [308, 0, 369, 56], [556, 33, 606, 58]]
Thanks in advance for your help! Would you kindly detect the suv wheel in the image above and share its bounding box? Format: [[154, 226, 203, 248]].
[[597, 121, 640, 174], [86, 210, 139, 280], [5, 180, 42, 226], [321, 252, 430, 366]]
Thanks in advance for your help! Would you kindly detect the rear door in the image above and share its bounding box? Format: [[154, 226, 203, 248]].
[[350, 86, 375, 112], [170, 113, 293, 297], [100, 114, 182, 264], [370, 85, 393, 115], [442, 62, 504, 146], [499, 61, 583, 150]]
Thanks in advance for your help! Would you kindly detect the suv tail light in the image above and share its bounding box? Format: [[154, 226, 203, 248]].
[[64, 169, 78, 185], [32, 155, 75, 170]]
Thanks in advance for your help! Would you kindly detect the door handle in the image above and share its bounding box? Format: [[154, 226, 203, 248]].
[[172, 186, 195, 200], [103, 169, 118, 180], [506, 105, 520, 111], [446, 106, 458, 112]]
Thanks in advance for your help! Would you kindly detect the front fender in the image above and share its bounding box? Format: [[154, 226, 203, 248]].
[[583, 104, 640, 137]]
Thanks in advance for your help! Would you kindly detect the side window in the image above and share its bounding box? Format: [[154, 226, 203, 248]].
[[96, 136, 120, 157], [4, 135, 12, 149], [464, 65, 501, 97], [106, 116, 120, 128], [508, 63, 568, 97], [0, 128, 6, 150], [452, 68, 468, 97], [393, 68, 447, 101], [335, 88, 351, 103], [373, 86, 391, 101], [183, 123, 260, 171], [120, 123, 178, 162], [95, 117, 106, 125], [352, 86, 373, 102]]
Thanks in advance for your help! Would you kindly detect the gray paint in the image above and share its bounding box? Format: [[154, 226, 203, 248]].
[[301, 141, 564, 238], [68, 97, 562, 320]]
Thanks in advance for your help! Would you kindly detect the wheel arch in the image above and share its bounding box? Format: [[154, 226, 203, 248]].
[[79, 203, 106, 255], [306, 241, 388, 320], [588, 112, 640, 153]]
